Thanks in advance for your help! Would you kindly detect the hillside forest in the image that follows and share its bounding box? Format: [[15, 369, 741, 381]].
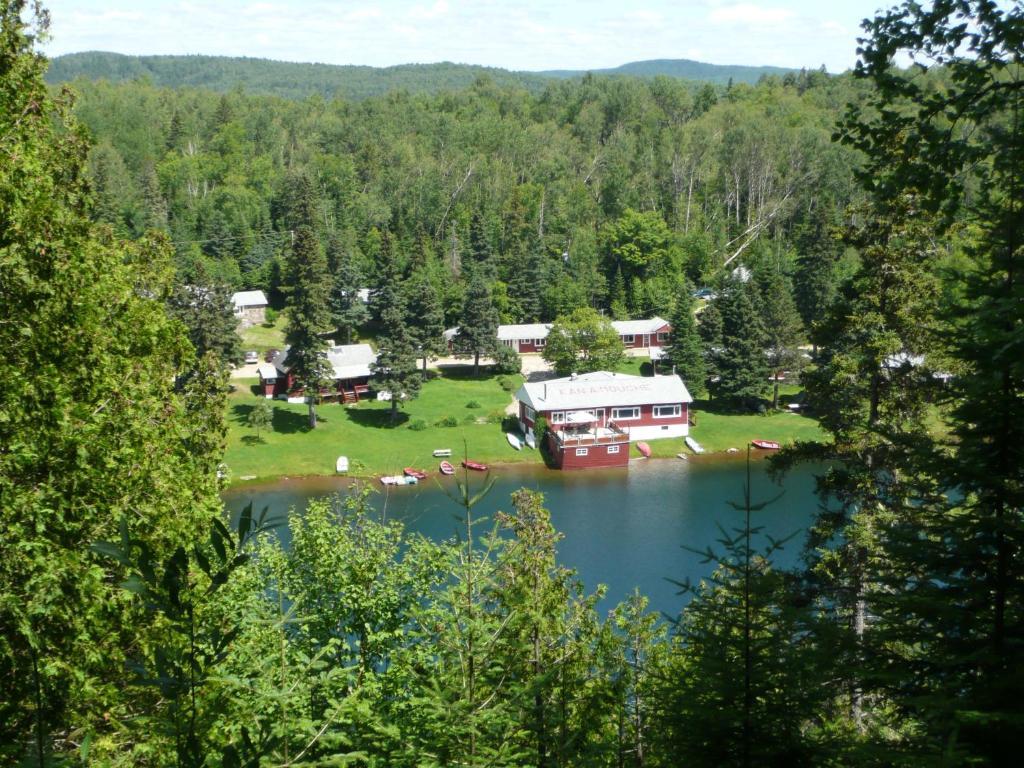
[[2, 0, 1023, 766]]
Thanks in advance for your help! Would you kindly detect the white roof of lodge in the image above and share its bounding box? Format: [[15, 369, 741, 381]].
[[272, 343, 377, 380], [232, 290, 268, 309], [516, 371, 692, 412], [498, 323, 552, 341], [611, 316, 669, 335], [445, 318, 668, 343]]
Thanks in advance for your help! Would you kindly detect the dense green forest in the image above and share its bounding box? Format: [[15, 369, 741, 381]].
[[64, 54, 859, 340], [3, 0, 1023, 766], [46, 51, 800, 101]]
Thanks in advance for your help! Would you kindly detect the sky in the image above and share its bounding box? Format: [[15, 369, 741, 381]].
[[42, 1, 888, 73]]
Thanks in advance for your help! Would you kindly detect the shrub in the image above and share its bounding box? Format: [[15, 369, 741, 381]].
[[263, 307, 279, 326], [496, 375, 517, 392], [462, 415, 477, 425], [491, 344, 522, 375], [466, 400, 482, 409], [435, 415, 459, 428], [487, 410, 506, 424], [408, 419, 428, 431], [501, 414, 520, 432]]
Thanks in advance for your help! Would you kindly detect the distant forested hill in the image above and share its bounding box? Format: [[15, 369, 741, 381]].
[[46, 52, 556, 100], [540, 58, 802, 85], [46, 51, 803, 100]]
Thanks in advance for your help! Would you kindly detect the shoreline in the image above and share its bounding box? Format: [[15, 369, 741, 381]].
[[223, 448, 773, 491]]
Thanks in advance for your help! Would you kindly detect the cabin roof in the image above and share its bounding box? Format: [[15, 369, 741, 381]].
[[516, 371, 692, 411], [497, 323, 552, 340], [610, 316, 669, 335], [232, 290, 268, 309], [272, 343, 377, 380]]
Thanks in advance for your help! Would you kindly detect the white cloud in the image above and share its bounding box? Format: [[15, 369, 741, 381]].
[[709, 3, 797, 27]]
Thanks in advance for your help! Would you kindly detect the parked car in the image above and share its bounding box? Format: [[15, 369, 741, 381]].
[[244, 350, 259, 364]]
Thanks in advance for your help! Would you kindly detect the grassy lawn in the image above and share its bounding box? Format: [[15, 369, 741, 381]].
[[224, 368, 829, 482], [224, 369, 533, 482], [648, 406, 826, 459], [238, 314, 287, 354]]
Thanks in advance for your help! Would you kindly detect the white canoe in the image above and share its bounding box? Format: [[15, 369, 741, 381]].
[[381, 475, 417, 486], [524, 431, 536, 449], [336, 456, 349, 473], [684, 436, 705, 454], [506, 432, 522, 450]]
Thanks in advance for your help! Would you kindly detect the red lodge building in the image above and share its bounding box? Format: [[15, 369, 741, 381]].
[[443, 317, 671, 355], [514, 371, 693, 469]]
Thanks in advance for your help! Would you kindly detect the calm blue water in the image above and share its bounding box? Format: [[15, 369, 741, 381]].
[[222, 458, 822, 617]]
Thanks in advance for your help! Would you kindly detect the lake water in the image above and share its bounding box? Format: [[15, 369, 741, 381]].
[[222, 457, 823, 618]]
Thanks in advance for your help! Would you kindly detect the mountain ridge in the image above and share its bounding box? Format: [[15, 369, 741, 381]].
[[46, 51, 805, 101]]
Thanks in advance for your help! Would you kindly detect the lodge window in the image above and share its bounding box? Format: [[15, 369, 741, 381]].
[[621, 334, 635, 344], [611, 406, 640, 421], [502, 339, 515, 348], [653, 404, 681, 419], [657, 332, 669, 343], [523, 405, 536, 421], [607, 445, 620, 454], [575, 448, 589, 457], [551, 411, 565, 424], [534, 337, 546, 347]]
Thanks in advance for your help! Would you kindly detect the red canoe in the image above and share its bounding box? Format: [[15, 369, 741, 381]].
[[751, 439, 781, 450], [462, 460, 488, 472], [636, 441, 652, 458], [439, 460, 455, 475], [404, 467, 428, 480]]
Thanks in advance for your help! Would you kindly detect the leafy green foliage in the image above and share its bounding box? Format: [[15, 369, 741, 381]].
[[542, 307, 625, 376], [246, 398, 273, 440], [0, 5, 228, 761]]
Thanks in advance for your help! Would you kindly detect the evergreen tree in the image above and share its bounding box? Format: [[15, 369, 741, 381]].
[[713, 278, 769, 410], [328, 235, 369, 344], [457, 269, 500, 376], [372, 289, 421, 422], [755, 269, 804, 409], [697, 300, 724, 398], [509, 237, 543, 322], [138, 161, 169, 231], [770, 199, 941, 741], [653, 456, 826, 767], [406, 269, 446, 372], [368, 229, 403, 323], [834, 2, 1024, 759], [665, 291, 706, 396], [166, 262, 244, 370], [284, 225, 332, 428]]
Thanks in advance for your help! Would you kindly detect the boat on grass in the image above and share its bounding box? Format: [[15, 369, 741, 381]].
[[751, 439, 781, 450], [462, 460, 488, 472], [636, 442, 652, 458], [336, 456, 349, 473], [439, 460, 455, 475], [433, 448, 452, 457], [381, 474, 418, 486], [524, 431, 536, 449], [506, 432, 522, 450], [684, 436, 705, 454], [404, 467, 428, 480]]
